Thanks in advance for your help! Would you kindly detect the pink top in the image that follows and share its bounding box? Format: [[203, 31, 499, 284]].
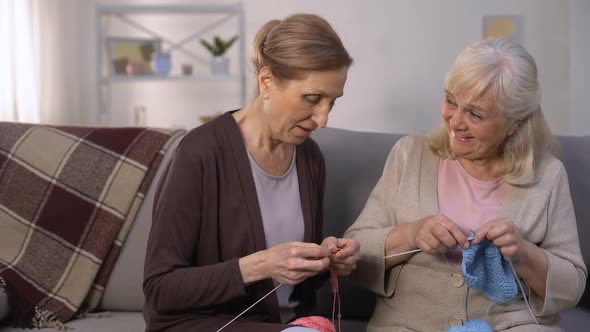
[[437, 158, 509, 268]]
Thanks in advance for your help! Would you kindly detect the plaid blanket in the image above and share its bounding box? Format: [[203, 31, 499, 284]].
[[0, 122, 184, 328]]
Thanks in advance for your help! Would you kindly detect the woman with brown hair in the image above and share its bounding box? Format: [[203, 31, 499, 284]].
[[143, 13, 360, 332]]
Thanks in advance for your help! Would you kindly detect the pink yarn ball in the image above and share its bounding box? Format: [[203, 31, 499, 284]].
[[290, 316, 336, 332]]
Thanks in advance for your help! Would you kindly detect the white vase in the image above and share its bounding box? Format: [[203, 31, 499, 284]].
[[211, 57, 229, 76]]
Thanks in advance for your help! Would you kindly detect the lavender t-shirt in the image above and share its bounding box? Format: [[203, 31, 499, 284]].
[[247, 147, 304, 323]]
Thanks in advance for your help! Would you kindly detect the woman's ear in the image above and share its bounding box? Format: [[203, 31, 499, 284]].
[[258, 67, 274, 99]]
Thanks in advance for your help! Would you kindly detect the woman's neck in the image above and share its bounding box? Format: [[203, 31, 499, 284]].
[[233, 98, 285, 153], [457, 156, 504, 182], [233, 98, 294, 176]]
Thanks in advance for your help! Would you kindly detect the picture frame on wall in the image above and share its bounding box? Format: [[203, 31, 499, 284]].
[[482, 15, 524, 45], [106, 37, 161, 76]]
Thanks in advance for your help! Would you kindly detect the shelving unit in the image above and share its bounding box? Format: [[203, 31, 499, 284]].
[[95, 3, 246, 126]]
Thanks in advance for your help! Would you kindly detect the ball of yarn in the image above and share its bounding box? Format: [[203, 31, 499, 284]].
[[290, 316, 336, 332], [446, 319, 493, 332]]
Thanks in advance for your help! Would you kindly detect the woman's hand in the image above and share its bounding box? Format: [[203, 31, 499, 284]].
[[475, 218, 549, 297], [474, 217, 526, 263], [240, 242, 331, 285], [321, 237, 361, 275], [410, 214, 469, 254]]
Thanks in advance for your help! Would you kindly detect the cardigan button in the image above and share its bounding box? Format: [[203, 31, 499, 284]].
[[449, 317, 463, 326], [451, 273, 464, 287]]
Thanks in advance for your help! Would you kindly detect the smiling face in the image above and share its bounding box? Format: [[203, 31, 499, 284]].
[[442, 89, 514, 163], [261, 67, 348, 145]]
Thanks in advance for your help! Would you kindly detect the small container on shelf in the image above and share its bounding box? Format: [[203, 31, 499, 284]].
[[152, 52, 172, 75], [182, 64, 193, 76], [126, 62, 145, 75]]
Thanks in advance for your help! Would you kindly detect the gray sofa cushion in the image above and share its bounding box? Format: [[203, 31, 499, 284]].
[[99, 134, 184, 311], [557, 136, 590, 306], [312, 128, 403, 319]]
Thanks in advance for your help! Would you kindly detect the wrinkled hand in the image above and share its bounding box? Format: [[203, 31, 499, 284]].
[[264, 242, 331, 285], [474, 218, 526, 263], [320, 237, 361, 275], [410, 214, 469, 254]]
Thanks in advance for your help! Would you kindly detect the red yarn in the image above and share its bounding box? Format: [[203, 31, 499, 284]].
[[329, 247, 342, 332], [290, 316, 336, 332], [290, 248, 342, 332], [330, 268, 341, 331]]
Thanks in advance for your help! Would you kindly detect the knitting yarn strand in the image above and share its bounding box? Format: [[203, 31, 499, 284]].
[[330, 269, 341, 332], [510, 260, 543, 332]]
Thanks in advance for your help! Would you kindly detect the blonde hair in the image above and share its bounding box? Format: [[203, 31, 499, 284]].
[[429, 39, 555, 186], [251, 13, 353, 92]]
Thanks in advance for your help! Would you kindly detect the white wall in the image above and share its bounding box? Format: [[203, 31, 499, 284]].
[[569, 0, 590, 135], [73, 0, 584, 134]]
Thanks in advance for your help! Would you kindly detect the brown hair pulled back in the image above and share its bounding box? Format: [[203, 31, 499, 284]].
[[251, 13, 352, 89]]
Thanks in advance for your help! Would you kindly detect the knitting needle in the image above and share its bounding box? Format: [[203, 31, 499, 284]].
[[383, 231, 479, 259], [384, 248, 422, 259], [216, 283, 283, 332]]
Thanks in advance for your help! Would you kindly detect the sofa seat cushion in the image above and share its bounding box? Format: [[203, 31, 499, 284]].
[[0, 312, 144, 332], [0, 289, 7, 322], [560, 307, 590, 331]]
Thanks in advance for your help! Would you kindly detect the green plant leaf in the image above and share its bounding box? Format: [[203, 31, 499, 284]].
[[225, 36, 238, 52], [214, 36, 224, 54], [201, 35, 238, 57], [200, 39, 215, 54]]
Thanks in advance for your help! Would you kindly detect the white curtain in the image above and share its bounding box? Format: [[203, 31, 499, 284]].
[[36, 0, 89, 125], [0, 0, 91, 125], [0, 0, 40, 123]]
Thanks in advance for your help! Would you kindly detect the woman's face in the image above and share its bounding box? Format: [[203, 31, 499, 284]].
[[442, 89, 513, 162], [262, 67, 348, 145]]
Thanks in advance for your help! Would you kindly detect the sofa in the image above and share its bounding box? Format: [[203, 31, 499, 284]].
[[1, 126, 589, 331]]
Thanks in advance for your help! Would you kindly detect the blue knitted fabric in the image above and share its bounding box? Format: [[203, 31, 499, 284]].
[[446, 320, 493, 332], [462, 239, 518, 304]]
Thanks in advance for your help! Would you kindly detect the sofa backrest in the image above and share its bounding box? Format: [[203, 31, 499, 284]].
[[100, 134, 183, 311], [557, 135, 590, 305]]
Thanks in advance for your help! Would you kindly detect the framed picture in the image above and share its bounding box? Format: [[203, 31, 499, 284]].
[[106, 37, 161, 76], [482, 16, 524, 45]]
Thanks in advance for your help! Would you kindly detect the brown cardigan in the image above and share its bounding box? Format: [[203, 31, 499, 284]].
[[143, 112, 326, 332]]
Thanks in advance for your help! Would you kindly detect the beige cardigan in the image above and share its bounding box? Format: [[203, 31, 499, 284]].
[[344, 134, 587, 332]]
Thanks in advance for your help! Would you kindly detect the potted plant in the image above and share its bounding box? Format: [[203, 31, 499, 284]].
[[200, 35, 238, 76]]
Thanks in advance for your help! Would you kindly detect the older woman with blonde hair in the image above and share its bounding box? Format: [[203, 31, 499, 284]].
[[345, 39, 586, 331]]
